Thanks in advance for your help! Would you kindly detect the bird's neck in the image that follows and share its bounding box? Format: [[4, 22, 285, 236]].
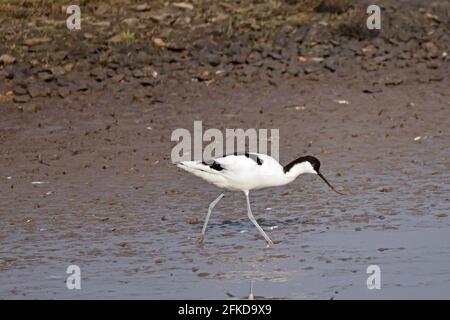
[[282, 162, 313, 181]]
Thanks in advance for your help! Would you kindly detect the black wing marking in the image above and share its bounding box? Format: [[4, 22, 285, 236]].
[[202, 152, 263, 171], [201, 160, 224, 171], [233, 152, 263, 165]]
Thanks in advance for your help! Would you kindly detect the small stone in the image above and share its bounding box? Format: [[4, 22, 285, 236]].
[[287, 61, 300, 76], [51, 51, 68, 61], [362, 62, 379, 71], [188, 217, 199, 224], [136, 51, 149, 64], [90, 67, 106, 81], [133, 4, 151, 11], [108, 34, 123, 44], [57, 87, 71, 98], [206, 54, 221, 67], [304, 62, 320, 74], [13, 95, 31, 103], [56, 77, 71, 87], [22, 103, 37, 113], [132, 69, 144, 78], [13, 86, 27, 95], [422, 41, 438, 54], [398, 31, 410, 42], [153, 38, 166, 48], [23, 37, 51, 47], [76, 81, 89, 91], [122, 17, 139, 27], [363, 86, 383, 94], [27, 84, 50, 98], [324, 59, 338, 72], [172, 2, 194, 10], [37, 71, 54, 81], [384, 76, 403, 86], [64, 63, 74, 73], [140, 77, 158, 86], [0, 54, 16, 65]]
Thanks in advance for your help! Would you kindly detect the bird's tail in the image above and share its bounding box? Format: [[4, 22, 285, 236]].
[[176, 161, 226, 186], [176, 160, 217, 174]]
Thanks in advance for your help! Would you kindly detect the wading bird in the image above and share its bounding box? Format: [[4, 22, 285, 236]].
[[177, 153, 342, 246]]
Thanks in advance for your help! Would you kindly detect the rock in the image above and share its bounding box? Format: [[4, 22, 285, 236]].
[[57, 87, 71, 98], [143, 66, 158, 78], [140, 77, 158, 86], [303, 62, 321, 74], [153, 38, 166, 48], [324, 59, 338, 72], [268, 51, 282, 60], [427, 61, 439, 69], [422, 41, 439, 57], [206, 54, 221, 67], [27, 83, 51, 98], [108, 34, 123, 44], [92, 21, 111, 28], [23, 37, 51, 47], [384, 76, 403, 86], [122, 17, 139, 27], [133, 4, 151, 11], [230, 51, 248, 65], [22, 103, 37, 113], [132, 69, 144, 78], [106, 69, 116, 78], [76, 81, 88, 91], [56, 77, 71, 87], [50, 66, 67, 76], [13, 85, 27, 95], [0, 67, 14, 79], [0, 54, 16, 65], [172, 2, 194, 10], [95, 3, 109, 15], [136, 51, 149, 64], [51, 51, 68, 61], [287, 61, 300, 76], [361, 62, 378, 71], [90, 81, 106, 91], [246, 50, 262, 64], [64, 63, 74, 73], [428, 75, 443, 82], [13, 95, 31, 103], [90, 67, 106, 81], [363, 86, 383, 94], [37, 71, 54, 81], [398, 31, 410, 42]]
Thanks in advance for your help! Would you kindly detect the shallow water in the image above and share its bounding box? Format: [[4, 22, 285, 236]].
[[1, 78, 449, 299]]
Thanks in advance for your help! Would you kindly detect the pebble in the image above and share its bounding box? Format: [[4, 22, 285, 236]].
[[27, 84, 51, 98], [57, 87, 71, 98], [206, 54, 221, 67], [0, 54, 16, 65], [37, 71, 54, 82], [13, 94, 31, 103]]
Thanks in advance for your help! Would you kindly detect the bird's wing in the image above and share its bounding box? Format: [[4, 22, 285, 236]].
[[212, 153, 265, 172]]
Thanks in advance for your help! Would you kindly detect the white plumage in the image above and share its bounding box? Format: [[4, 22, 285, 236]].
[[177, 152, 342, 246]]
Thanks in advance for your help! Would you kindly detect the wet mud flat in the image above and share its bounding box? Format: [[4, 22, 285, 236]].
[[0, 72, 449, 298]]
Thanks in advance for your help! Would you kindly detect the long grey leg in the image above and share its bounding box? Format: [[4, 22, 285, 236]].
[[197, 193, 225, 243], [244, 191, 273, 246]]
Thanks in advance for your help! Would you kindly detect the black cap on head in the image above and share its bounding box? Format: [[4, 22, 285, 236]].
[[284, 155, 343, 195], [284, 155, 320, 173]]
